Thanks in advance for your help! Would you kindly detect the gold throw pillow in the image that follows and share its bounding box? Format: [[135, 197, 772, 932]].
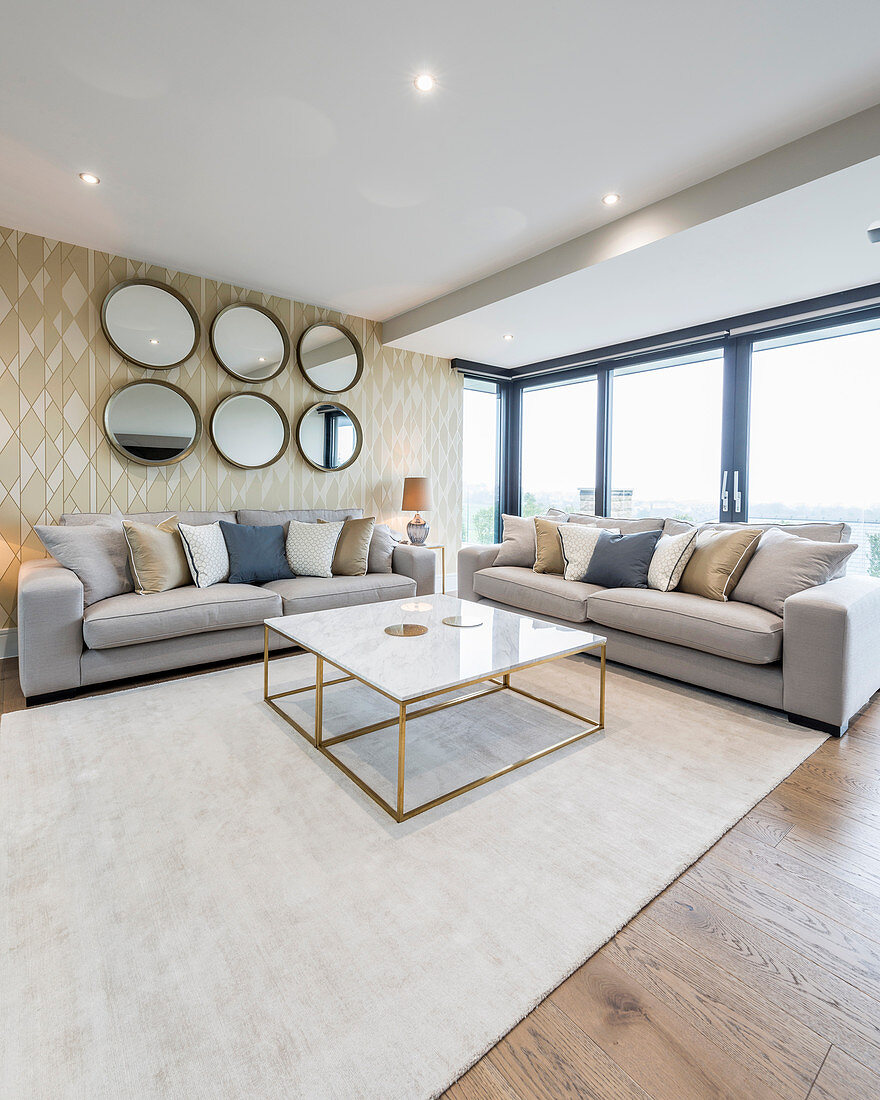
[[678, 527, 762, 601], [533, 517, 566, 575], [122, 516, 191, 594], [318, 516, 376, 576]]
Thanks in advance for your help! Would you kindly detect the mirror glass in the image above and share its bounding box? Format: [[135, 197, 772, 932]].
[[297, 322, 363, 393], [210, 393, 290, 469], [296, 402, 362, 471], [101, 280, 200, 369], [104, 381, 201, 465], [210, 303, 289, 382]]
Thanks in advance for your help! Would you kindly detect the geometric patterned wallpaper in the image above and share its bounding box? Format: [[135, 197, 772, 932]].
[[0, 224, 463, 632]]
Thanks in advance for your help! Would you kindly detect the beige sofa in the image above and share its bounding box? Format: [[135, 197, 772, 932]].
[[18, 508, 435, 701], [458, 519, 880, 737]]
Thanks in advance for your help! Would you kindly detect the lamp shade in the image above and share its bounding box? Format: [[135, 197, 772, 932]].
[[402, 476, 433, 511]]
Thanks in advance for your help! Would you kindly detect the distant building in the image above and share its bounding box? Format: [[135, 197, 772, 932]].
[[579, 488, 633, 517]]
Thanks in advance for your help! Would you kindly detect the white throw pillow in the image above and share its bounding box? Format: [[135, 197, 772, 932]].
[[647, 529, 698, 592], [178, 522, 230, 588], [286, 520, 343, 578], [558, 524, 618, 582]]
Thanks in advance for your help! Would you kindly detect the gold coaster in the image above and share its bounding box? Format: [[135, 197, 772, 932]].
[[385, 623, 429, 637], [442, 616, 483, 628]]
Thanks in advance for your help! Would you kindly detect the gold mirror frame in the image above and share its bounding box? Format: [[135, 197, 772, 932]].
[[103, 379, 202, 467], [209, 392, 291, 470], [296, 321, 364, 395], [100, 278, 201, 369], [295, 401, 363, 472], [209, 302, 291, 383]]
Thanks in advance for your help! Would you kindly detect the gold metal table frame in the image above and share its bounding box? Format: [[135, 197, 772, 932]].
[[263, 623, 606, 823]]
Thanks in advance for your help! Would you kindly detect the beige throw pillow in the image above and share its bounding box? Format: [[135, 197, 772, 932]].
[[678, 527, 762, 602], [319, 516, 376, 576], [123, 516, 191, 594], [533, 516, 566, 575]]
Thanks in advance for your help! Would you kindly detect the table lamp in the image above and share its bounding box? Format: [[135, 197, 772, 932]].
[[402, 476, 433, 545]]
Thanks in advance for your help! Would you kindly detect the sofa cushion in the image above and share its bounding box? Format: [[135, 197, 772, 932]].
[[62, 510, 236, 526], [473, 566, 602, 623], [569, 513, 667, 534], [732, 527, 857, 616], [586, 588, 783, 664], [36, 524, 133, 606], [263, 573, 415, 615], [237, 508, 363, 529], [83, 584, 281, 650]]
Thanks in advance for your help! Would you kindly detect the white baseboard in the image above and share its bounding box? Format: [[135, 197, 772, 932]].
[[0, 627, 17, 659]]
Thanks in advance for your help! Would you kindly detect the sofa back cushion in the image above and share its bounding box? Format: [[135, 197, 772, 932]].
[[731, 528, 858, 616], [35, 524, 133, 605], [569, 513, 667, 534], [62, 510, 235, 526], [237, 508, 363, 529]]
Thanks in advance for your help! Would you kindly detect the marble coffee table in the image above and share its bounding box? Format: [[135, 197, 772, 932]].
[[263, 593, 606, 822]]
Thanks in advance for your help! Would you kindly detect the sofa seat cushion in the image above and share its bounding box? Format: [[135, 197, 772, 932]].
[[83, 584, 281, 650], [586, 588, 783, 664], [263, 573, 415, 615], [472, 566, 602, 623]]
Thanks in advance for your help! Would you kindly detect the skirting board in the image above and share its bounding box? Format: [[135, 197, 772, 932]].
[[0, 628, 18, 659]]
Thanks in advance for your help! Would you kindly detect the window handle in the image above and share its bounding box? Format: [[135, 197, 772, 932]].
[[733, 470, 742, 514], [721, 470, 729, 512]]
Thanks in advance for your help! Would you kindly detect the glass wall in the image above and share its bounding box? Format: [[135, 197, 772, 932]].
[[610, 351, 724, 523], [521, 377, 597, 515], [461, 378, 499, 544], [749, 318, 880, 576]]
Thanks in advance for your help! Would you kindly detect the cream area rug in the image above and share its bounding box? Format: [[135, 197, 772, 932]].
[[2, 652, 825, 1099]]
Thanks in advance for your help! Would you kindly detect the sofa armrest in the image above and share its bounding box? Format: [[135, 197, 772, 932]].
[[392, 544, 436, 596], [17, 558, 84, 698], [457, 544, 501, 602], [783, 576, 880, 734]]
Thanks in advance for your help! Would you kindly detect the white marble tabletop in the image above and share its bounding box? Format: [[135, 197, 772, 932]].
[[265, 594, 604, 702]]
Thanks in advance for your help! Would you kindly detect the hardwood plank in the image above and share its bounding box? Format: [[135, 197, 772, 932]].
[[644, 882, 880, 1075], [808, 1046, 880, 1100], [796, 757, 880, 801], [549, 953, 782, 1100], [443, 1057, 523, 1100], [762, 781, 880, 836], [682, 855, 880, 1003], [780, 771, 880, 833], [603, 918, 828, 1099], [486, 1000, 651, 1100], [734, 805, 793, 847], [778, 830, 880, 900], [709, 830, 880, 947]]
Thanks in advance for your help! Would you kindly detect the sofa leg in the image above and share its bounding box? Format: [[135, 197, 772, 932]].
[[787, 712, 848, 738]]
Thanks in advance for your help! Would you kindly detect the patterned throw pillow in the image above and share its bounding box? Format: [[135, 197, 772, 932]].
[[286, 520, 344, 578], [647, 529, 698, 592], [558, 524, 619, 581], [178, 522, 230, 588]]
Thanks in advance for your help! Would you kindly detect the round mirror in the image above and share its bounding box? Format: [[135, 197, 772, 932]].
[[210, 393, 290, 469], [210, 303, 290, 382], [296, 322, 363, 394], [101, 279, 200, 369], [103, 381, 201, 466], [296, 402, 363, 472]]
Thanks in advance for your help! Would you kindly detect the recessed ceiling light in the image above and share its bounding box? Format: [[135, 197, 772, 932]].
[[502, 333, 514, 341], [601, 192, 620, 206], [150, 339, 159, 345], [78, 172, 100, 185], [413, 73, 435, 93]]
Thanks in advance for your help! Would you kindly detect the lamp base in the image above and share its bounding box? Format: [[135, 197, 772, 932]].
[[407, 515, 430, 545]]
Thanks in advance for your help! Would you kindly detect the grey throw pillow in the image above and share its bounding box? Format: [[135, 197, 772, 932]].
[[494, 514, 537, 567], [368, 524, 403, 574], [36, 524, 133, 605], [732, 528, 857, 616], [583, 529, 663, 588]]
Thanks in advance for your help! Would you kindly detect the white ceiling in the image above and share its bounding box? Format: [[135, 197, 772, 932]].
[[2, 1, 880, 354]]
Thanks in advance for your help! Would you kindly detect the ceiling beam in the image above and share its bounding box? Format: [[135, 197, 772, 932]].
[[382, 102, 880, 345]]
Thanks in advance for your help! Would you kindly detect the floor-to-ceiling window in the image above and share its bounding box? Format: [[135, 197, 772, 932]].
[[748, 318, 880, 576], [461, 378, 500, 544], [520, 377, 598, 515], [609, 351, 724, 523]]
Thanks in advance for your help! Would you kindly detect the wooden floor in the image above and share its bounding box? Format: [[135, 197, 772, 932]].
[[4, 661, 880, 1099]]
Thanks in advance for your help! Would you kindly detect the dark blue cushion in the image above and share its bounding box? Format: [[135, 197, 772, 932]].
[[219, 521, 293, 584], [583, 529, 662, 589]]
